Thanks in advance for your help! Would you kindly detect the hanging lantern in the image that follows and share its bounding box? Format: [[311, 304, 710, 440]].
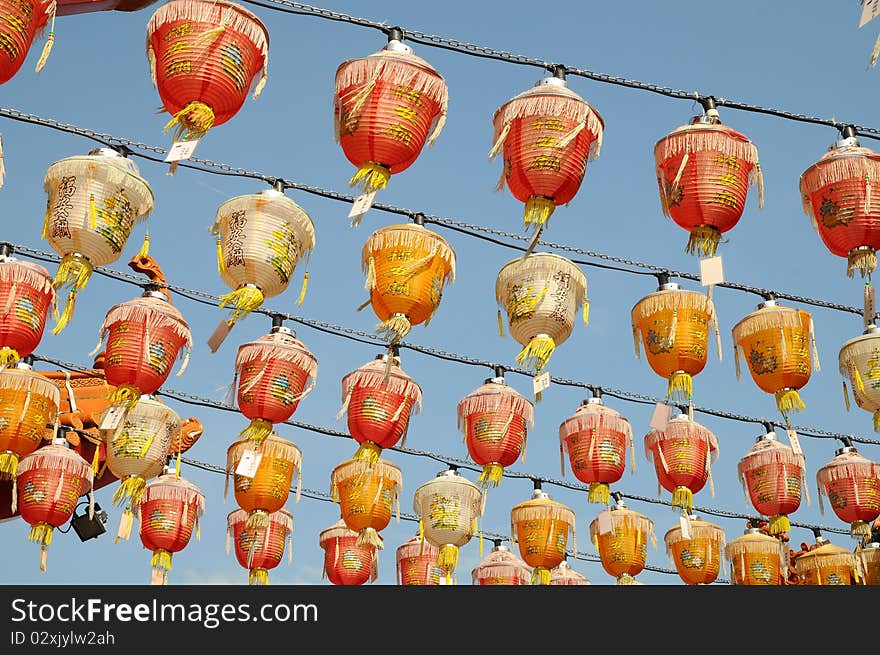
[[16, 436, 93, 572], [319, 518, 377, 586], [631, 276, 721, 402], [211, 187, 315, 333], [0, 361, 60, 491], [471, 540, 532, 585], [724, 525, 787, 585], [43, 148, 153, 333], [489, 72, 604, 230], [793, 532, 857, 585], [146, 0, 269, 143], [549, 557, 591, 585], [396, 533, 441, 585], [234, 319, 317, 443], [457, 371, 533, 488], [856, 541, 880, 585], [0, 0, 56, 85], [361, 221, 455, 343], [334, 32, 447, 198], [799, 128, 880, 278], [226, 434, 301, 530], [737, 428, 807, 535], [663, 514, 726, 585], [338, 350, 422, 465], [643, 413, 719, 515], [511, 482, 576, 585], [135, 467, 204, 585], [732, 297, 819, 417], [558, 393, 635, 505], [816, 439, 880, 539], [102, 394, 179, 541], [653, 106, 762, 256], [839, 323, 880, 431], [589, 496, 656, 585], [0, 252, 54, 368], [330, 456, 401, 550], [412, 467, 484, 583], [496, 252, 588, 372], [95, 288, 192, 412], [227, 507, 292, 585]]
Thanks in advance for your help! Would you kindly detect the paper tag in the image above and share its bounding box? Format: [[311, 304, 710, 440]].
[[649, 402, 672, 431], [786, 429, 804, 457], [533, 372, 550, 396], [861, 0, 880, 27], [679, 514, 692, 540], [699, 256, 725, 287], [164, 139, 200, 163], [866, 284, 875, 324], [596, 509, 613, 535], [235, 451, 262, 478], [348, 191, 377, 220], [100, 405, 127, 432], [207, 319, 232, 353]]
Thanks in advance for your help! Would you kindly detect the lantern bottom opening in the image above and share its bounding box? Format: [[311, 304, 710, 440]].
[[349, 162, 391, 194], [848, 246, 877, 279], [523, 196, 556, 230], [0, 347, 21, 369], [685, 225, 721, 257], [588, 482, 611, 505]]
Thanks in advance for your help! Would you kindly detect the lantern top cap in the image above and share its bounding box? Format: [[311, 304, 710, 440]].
[[383, 38, 413, 55], [535, 75, 567, 89], [142, 288, 170, 302], [88, 147, 125, 159]]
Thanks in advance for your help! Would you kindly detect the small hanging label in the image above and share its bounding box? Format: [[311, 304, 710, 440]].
[[866, 284, 875, 326], [164, 139, 200, 163], [596, 509, 613, 535], [679, 514, 693, 540], [207, 319, 232, 353], [786, 428, 804, 457], [649, 402, 672, 431], [348, 191, 377, 221], [699, 256, 725, 287], [533, 372, 550, 397], [100, 405, 127, 433], [235, 451, 262, 478], [861, 0, 880, 27]]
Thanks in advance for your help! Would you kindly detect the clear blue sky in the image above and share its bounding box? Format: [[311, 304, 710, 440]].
[[1, 0, 879, 586]]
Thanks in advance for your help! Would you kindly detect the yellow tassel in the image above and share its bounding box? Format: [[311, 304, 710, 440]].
[[667, 371, 693, 402], [138, 231, 150, 258], [89, 194, 97, 228], [768, 514, 790, 535], [376, 314, 411, 344], [672, 486, 694, 514], [775, 389, 806, 415], [90, 443, 101, 475], [418, 519, 424, 554], [756, 162, 765, 210], [216, 237, 225, 275], [163, 101, 215, 142], [151, 549, 173, 572], [51, 254, 94, 335], [34, 5, 55, 74], [176, 450, 182, 479], [477, 463, 504, 488], [873, 410, 880, 433], [41, 207, 50, 240], [515, 335, 556, 372], [531, 566, 551, 585], [219, 285, 265, 326], [356, 527, 384, 550], [349, 162, 390, 193], [238, 418, 273, 444], [479, 528, 483, 557], [588, 482, 610, 505], [497, 309, 505, 337], [28, 522, 53, 546], [843, 380, 851, 412], [523, 196, 556, 229], [583, 301, 590, 325], [112, 476, 146, 508], [297, 271, 309, 307], [686, 225, 721, 257], [109, 383, 141, 410], [437, 544, 459, 574], [855, 365, 865, 393], [0, 347, 20, 369], [352, 441, 381, 465], [249, 568, 269, 585]]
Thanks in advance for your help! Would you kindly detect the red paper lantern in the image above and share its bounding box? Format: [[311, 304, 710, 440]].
[[136, 469, 205, 585], [654, 109, 762, 256], [0, 0, 55, 85], [319, 519, 377, 586], [490, 73, 604, 230], [234, 322, 317, 444], [558, 394, 635, 505], [0, 254, 54, 368], [799, 130, 880, 277], [471, 541, 532, 585], [228, 507, 292, 585], [395, 533, 440, 585], [816, 441, 880, 539], [338, 351, 422, 464], [16, 438, 94, 572], [334, 34, 447, 202], [550, 558, 591, 585], [457, 372, 533, 488], [643, 413, 719, 515], [146, 0, 269, 142]]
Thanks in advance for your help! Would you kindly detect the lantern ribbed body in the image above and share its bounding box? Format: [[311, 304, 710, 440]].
[[471, 546, 532, 585], [800, 144, 880, 276], [320, 520, 376, 585], [496, 252, 587, 372], [550, 560, 591, 585], [590, 508, 654, 581], [147, 0, 269, 136], [228, 435, 301, 516], [396, 535, 440, 585], [362, 223, 456, 340], [17, 444, 93, 531], [795, 542, 855, 585], [664, 519, 726, 585], [559, 401, 632, 498], [644, 417, 718, 509], [0, 259, 53, 362], [857, 545, 880, 585], [104, 396, 179, 489], [0, 368, 60, 477], [654, 121, 759, 254], [137, 474, 203, 554], [738, 436, 804, 533], [724, 530, 786, 585], [331, 457, 401, 547], [335, 48, 447, 183], [839, 329, 880, 429], [816, 449, 880, 534], [511, 495, 575, 580], [0, 0, 51, 84], [229, 508, 292, 583]]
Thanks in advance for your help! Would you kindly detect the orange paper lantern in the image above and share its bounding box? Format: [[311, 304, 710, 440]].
[[319, 519, 377, 586], [395, 533, 441, 586], [724, 525, 787, 586], [589, 498, 656, 585], [330, 456, 402, 550], [471, 541, 532, 585], [663, 515, 726, 585], [510, 482, 576, 585], [794, 534, 857, 586], [228, 507, 292, 585]]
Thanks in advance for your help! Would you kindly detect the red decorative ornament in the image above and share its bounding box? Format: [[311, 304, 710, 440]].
[[558, 394, 635, 505], [643, 413, 719, 515], [0, 0, 56, 85], [146, 0, 269, 143], [16, 437, 94, 572], [654, 107, 763, 256], [319, 519, 377, 586], [457, 372, 533, 488], [395, 533, 440, 585], [471, 541, 532, 585], [227, 507, 292, 585], [0, 254, 54, 368], [337, 350, 422, 465], [234, 321, 317, 444], [489, 72, 604, 230], [816, 440, 880, 539]]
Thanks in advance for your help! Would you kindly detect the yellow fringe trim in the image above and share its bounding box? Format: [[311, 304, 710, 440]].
[[151, 549, 173, 572], [775, 389, 806, 415], [219, 285, 265, 326], [497, 308, 505, 337], [768, 514, 790, 535], [109, 383, 142, 410], [112, 476, 146, 507], [29, 522, 53, 546], [0, 347, 20, 368], [477, 463, 504, 488], [588, 482, 610, 505], [515, 335, 556, 372], [52, 254, 93, 335], [672, 486, 694, 514], [249, 568, 269, 585], [376, 314, 411, 344], [667, 371, 693, 402], [349, 162, 391, 194], [852, 520, 871, 538], [437, 544, 459, 573], [531, 566, 551, 585], [0, 452, 19, 479], [239, 418, 273, 444], [352, 441, 382, 465], [163, 101, 215, 142], [685, 225, 721, 257], [357, 527, 384, 550], [849, 248, 877, 279], [524, 196, 556, 229]]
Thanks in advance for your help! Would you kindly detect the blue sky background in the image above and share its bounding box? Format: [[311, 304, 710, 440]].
[[1, 0, 879, 586]]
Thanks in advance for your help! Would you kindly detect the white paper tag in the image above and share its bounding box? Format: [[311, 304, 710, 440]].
[[207, 319, 232, 353], [348, 191, 377, 220], [786, 429, 804, 457], [866, 285, 875, 324], [861, 0, 880, 27], [100, 405, 127, 432], [649, 402, 672, 431], [699, 256, 725, 287], [164, 139, 200, 163], [596, 509, 613, 535], [679, 514, 692, 540], [533, 372, 550, 396], [235, 451, 262, 478]]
